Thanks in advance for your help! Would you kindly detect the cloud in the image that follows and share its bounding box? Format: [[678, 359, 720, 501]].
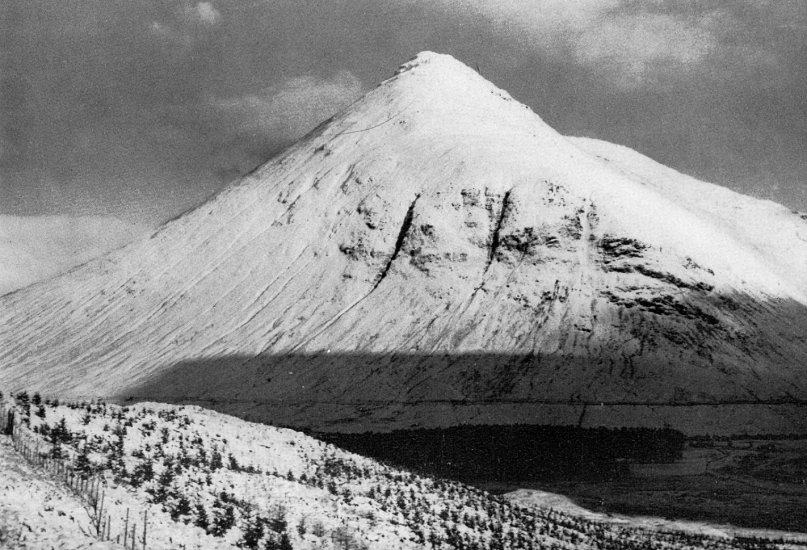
[[458, 0, 620, 33], [435, 0, 720, 89], [149, 21, 192, 47], [210, 71, 365, 147], [149, 1, 221, 48], [3, 0, 804, 223], [184, 1, 221, 26], [449, 0, 806, 90], [574, 13, 714, 89]]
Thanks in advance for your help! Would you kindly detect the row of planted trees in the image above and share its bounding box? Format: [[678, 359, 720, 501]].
[[1, 389, 303, 550], [0, 390, 151, 549]]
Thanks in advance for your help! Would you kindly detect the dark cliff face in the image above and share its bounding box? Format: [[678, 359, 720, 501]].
[[0, 53, 805, 435]]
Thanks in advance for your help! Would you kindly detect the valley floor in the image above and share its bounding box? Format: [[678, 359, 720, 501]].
[[488, 439, 807, 534]]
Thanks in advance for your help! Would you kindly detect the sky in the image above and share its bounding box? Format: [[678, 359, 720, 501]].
[[1, 0, 805, 226]]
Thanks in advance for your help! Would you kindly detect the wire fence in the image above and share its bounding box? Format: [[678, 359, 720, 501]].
[[0, 400, 150, 549]]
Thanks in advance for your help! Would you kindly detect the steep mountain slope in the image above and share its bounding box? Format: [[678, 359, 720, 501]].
[[0, 53, 805, 434], [0, 215, 147, 296], [568, 137, 807, 295]]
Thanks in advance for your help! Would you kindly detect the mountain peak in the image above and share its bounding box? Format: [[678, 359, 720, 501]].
[[385, 51, 515, 105], [1, 53, 806, 435], [311, 50, 558, 164], [394, 51, 474, 75]]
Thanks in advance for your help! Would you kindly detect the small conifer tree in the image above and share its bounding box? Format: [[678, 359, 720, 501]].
[[239, 513, 265, 549], [278, 532, 293, 550], [75, 444, 92, 474], [194, 504, 209, 531]]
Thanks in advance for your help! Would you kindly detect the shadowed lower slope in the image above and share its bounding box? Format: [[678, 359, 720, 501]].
[[118, 345, 807, 435]]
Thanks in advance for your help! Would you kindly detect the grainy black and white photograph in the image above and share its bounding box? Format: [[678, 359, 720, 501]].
[[1, 1, 806, 548]]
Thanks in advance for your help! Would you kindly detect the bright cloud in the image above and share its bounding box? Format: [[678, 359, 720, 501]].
[[438, 0, 718, 89], [149, 1, 221, 50], [185, 2, 221, 26], [574, 13, 714, 88], [211, 71, 365, 142]]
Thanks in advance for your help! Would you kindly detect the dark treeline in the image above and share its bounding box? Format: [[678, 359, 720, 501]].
[[690, 433, 807, 442], [319, 424, 685, 482]]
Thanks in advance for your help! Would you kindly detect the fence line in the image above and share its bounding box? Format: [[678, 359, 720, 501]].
[[0, 399, 149, 550]]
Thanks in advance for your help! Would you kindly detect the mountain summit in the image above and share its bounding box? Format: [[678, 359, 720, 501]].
[[1, 52, 806, 434]]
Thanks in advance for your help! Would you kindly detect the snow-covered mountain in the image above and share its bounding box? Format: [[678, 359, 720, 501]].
[[0, 214, 147, 296], [1, 52, 805, 435]]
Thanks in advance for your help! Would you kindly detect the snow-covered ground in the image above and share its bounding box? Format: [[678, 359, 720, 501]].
[[2, 396, 805, 550], [506, 488, 807, 545], [0, 437, 120, 549], [0, 214, 147, 296]]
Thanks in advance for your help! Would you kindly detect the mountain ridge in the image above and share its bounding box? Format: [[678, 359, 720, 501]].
[[0, 214, 147, 296], [1, 52, 805, 435]]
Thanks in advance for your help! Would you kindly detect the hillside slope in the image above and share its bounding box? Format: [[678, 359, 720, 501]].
[[0, 438, 119, 549], [0, 53, 805, 434], [0, 215, 147, 296], [3, 397, 806, 549]]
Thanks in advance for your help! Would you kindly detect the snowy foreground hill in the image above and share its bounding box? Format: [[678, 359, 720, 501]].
[[1, 52, 806, 435], [2, 396, 806, 550]]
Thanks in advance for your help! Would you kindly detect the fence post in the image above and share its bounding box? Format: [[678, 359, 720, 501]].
[[143, 510, 148, 550], [98, 490, 106, 535], [124, 508, 130, 548]]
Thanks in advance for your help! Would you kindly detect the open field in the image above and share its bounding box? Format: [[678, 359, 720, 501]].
[[484, 439, 807, 534]]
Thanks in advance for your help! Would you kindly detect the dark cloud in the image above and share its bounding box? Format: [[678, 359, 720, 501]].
[[1, 0, 805, 225]]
